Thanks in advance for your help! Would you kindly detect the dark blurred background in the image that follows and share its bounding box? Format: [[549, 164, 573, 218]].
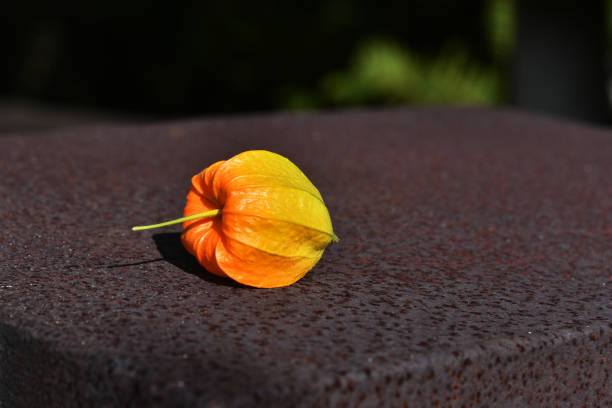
[[2, 0, 612, 132]]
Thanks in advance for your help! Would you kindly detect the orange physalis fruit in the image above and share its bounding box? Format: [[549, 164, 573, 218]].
[[132, 150, 338, 288]]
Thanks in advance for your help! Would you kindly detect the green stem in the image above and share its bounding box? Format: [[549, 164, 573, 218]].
[[331, 233, 340, 243], [132, 209, 220, 231]]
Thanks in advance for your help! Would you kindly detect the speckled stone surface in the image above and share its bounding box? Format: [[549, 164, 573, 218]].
[[1, 108, 611, 407]]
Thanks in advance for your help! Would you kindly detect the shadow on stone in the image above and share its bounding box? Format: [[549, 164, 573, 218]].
[[152, 232, 242, 287], [106, 258, 165, 268]]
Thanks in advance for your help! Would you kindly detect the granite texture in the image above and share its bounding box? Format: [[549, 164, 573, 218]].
[[0, 108, 611, 407]]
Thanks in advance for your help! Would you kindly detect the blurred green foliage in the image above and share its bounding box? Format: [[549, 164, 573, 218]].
[[2, 1, 517, 116], [486, 0, 515, 63], [287, 0, 515, 110], [286, 39, 501, 109]]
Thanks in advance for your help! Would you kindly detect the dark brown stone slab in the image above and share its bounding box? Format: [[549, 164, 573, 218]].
[[1, 108, 611, 407]]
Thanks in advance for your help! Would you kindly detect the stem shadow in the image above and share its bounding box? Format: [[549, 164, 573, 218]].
[[106, 258, 165, 268], [152, 232, 242, 287]]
